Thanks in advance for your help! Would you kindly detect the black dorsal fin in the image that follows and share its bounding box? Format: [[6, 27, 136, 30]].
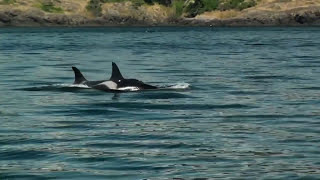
[[110, 62, 124, 81], [72, 66, 87, 84]]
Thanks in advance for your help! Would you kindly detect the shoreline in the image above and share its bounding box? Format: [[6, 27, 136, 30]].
[[1, 19, 320, 27], [1, 17, 319, 27], [1, 6, 320, 27]]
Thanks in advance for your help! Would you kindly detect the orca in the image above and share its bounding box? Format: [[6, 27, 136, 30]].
[[72, 62, 157, 92]]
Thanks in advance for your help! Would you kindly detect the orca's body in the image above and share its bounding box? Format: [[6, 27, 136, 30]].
[[72, 62, 157, 92]]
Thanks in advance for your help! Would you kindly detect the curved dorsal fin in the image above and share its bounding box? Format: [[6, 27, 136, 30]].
[[72, 66, 87, 84], [110, 62, 124, 81]]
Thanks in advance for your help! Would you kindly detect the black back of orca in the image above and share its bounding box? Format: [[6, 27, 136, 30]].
[[117, 79, 157, 89], [72, 62, 157, 90], [110, 62, 157, 90], [72, 66, 87, 84], [72, 67, 106, 87]]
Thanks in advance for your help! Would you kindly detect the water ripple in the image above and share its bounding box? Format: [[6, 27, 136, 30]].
[[1, 27, 320, 179]]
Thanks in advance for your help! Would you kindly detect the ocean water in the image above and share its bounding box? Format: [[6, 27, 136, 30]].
[[0, 27, 320, 180]]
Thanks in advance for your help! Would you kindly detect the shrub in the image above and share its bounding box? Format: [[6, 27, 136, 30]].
[[154, 0, 172, 6], [86, 0, 102, 16], [184, 0, 203, 17], [40, 1, 63, 13], [143, 0, 172, 6], [202, 0, 219, 11], [101, 0, 127, 2], [0, 0, 16, 5], [218, 0, 256, 11], [87, 0, 146, 16], [172, 0, 184, 17], [101, 0, 145, 6], [219, 0, 241, 10], [185, 0, 219, 17], [132, 0, 145, 7], [237, 0, 256, 10]]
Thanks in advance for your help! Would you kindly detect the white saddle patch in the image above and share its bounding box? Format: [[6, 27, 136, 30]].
[[118, 86, 140, 91], [98, 81, 118, 90]]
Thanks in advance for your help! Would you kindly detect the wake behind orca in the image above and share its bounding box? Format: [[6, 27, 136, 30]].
[[72, 62, 158, 92]]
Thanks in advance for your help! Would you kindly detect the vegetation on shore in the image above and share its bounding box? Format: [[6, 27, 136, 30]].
[[1, 0, 319, 26], [185, 0, 257, 17], [86, 0, 259, 18], [0, 0, 16, 5], [38, 0, 64, 13]]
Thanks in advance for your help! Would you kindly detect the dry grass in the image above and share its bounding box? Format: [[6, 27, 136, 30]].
[[254, 0, 320, 11], [194, 0, 320, 20], [1, 0, 320, 20], [0, 0, 90, 15], [196, 9, 241, 19], [101, 2, 172, 22]]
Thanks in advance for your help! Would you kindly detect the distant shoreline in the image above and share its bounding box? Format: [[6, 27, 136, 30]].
[[1, 6, 320, 27], [1, 18, 320, 27], [1, 16, 319, 27]]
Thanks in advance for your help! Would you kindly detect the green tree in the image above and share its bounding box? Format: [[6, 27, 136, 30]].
[[185, 0, 219, 17], [86, 0, 102, 16]]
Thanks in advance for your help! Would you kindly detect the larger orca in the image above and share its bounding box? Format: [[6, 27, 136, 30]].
[[72, 62, 157, 92]]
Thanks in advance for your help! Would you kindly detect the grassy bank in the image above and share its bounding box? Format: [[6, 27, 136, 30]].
[[1, 0, 319, 27], [38, 1, 64, 13], [0, 0, 15, 4], [86, 0, 259, 18]]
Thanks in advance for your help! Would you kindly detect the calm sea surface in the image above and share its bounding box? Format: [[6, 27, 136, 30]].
[[0, 27, 320, 180]]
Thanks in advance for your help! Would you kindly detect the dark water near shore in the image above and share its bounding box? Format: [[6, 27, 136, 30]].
[[1, 27, 320, 179]]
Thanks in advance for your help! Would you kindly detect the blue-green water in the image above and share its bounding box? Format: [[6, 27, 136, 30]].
[[1, 27, 320, 180]]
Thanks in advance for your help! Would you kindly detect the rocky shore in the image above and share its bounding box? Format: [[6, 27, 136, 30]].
[[0, 0, 320, 27], [181, 7, 320, 26]]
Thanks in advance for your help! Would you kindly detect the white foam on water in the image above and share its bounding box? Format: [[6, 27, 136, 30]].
[[54, 83, 91, 88], [166, 83, 190, 89]]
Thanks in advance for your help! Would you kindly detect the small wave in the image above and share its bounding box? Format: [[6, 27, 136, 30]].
[[163, 83, 190, 90], [18, 83, 190, 92], [53, 83, 90, 88], [0, 110, 19, 116], [17, 83, 90, 92]]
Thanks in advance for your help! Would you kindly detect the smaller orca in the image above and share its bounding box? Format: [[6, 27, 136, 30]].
[[72, 62, 157, 92]]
